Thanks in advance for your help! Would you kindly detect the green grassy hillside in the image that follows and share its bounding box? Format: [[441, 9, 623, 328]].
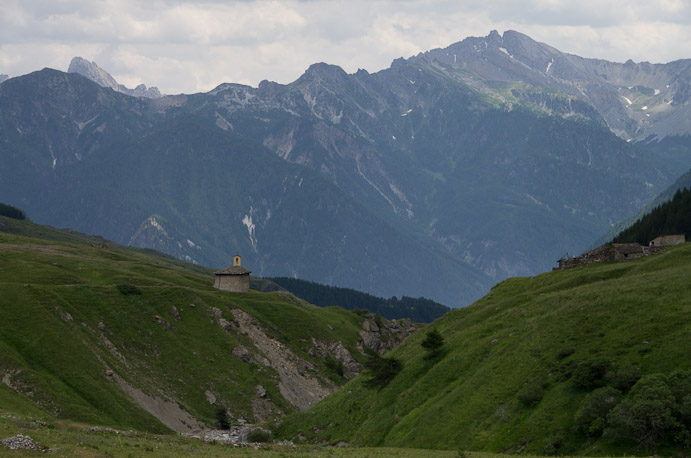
[[278, 244, 691, 455], [0, 216, 371, 433]]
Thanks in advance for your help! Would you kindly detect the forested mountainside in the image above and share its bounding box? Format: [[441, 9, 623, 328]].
[[613, 187, 691, 245], [267, 277, 450, 323]]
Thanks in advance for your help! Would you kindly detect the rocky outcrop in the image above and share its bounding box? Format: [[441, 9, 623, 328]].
[[309, 338, 359, 378], [2, 434, 37, 450], [68, 57, 162, 98], [358, 314, 418, 354]]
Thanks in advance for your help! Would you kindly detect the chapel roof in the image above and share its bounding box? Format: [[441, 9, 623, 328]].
[[214, 266, 251, 276]]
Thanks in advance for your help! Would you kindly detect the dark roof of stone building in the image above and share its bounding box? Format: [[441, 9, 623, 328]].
[[214, 266, 251, 276]]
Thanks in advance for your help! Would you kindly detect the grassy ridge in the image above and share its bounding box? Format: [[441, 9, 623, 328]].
[[277, 244, 691, 455], [0, 216, 366, 432]]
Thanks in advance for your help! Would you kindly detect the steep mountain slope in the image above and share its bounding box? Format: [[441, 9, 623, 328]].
[[0, 215, 414, 433], [190, 56, 668, 282], [0, 70, 489, 306], [595, 136, 691, 246], [278, 243, 691, 455], [2, 31, 689, 306]]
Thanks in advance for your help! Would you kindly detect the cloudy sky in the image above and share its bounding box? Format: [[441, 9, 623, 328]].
[[1, 0, 690, 94]]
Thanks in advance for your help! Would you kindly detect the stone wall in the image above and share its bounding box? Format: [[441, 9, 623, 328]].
[[649, 234, 685, 247], [214, 274, 250, 292]]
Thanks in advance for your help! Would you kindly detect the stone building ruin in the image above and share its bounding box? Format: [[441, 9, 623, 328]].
[[556, 243, 664, 270], [649, 234, 685, 247]]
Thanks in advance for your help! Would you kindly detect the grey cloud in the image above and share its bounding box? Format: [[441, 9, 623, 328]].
[[1, 0, 689, 94]]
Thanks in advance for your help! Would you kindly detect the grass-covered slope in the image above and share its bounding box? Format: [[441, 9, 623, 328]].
[[278, 244, 691, 455], [0, 216, 369, 433]]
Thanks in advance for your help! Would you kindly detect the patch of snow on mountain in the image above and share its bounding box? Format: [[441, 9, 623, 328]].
[[654, 89, 660, 95], [622, 96, 633, 105], [148, 216, 168, 236], [545, 58, 554, 73], [242, 214, 257, 250]]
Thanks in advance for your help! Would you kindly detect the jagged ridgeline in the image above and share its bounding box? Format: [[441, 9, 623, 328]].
[[277, 243, 691, 455], [0, 214, 415, 434], [266, 277, 450, 322], [612, 187, 691, 244]]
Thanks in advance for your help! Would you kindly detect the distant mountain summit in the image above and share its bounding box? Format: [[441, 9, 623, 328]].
[[0, 74, 8, 84], [67, 57, 162, 99], [408, 30, 691, 140]]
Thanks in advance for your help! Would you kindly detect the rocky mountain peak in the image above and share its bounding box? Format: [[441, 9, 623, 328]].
[[68, 57, 120, 90], [299, 62, 349, 84], [0, 74, 9, 84], [67, 57, 162, 99]]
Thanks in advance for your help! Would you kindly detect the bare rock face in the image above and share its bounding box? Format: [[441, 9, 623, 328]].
[[68, 57, 162, 99], [230, 308, 333, 410], [68, 57, 120, 91], [310, 338, 359, 378], [358, 314, 418, 354]]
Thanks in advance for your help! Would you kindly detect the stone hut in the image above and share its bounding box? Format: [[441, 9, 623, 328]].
[[213, 255, 251, 293], [649, 234, 685, 247], [612, 243, 647, 261]]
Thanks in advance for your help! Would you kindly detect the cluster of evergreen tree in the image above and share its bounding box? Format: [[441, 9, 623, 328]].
[[0, 203, 26, 220], [267, 277, 450, 323], [612, 188, 691, 245]]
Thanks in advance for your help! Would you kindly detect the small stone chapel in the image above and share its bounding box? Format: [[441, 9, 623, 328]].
[[213, 255, 251, 292]]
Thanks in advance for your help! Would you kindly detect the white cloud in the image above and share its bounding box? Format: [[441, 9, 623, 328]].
[[0, 0, 690, 93]]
